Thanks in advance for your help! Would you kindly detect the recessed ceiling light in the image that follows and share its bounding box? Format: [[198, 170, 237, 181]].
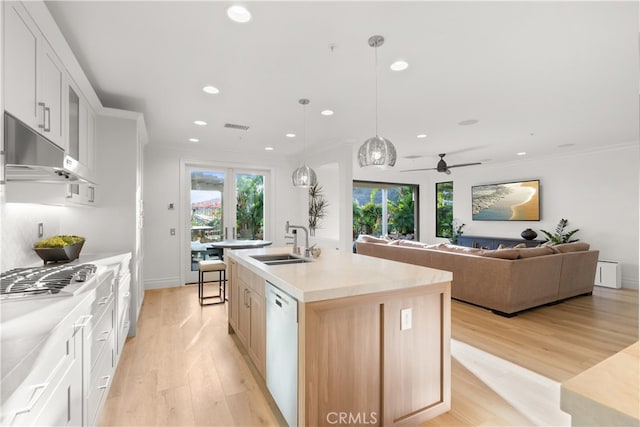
[[320, 110, 334, 116], [194, 120, 207, 126], [517, 152, 527, 156], [202, 85, 219, 94], [265, 147, 274, 151], [227, 5, 251, 23], [458, 119, 479, 126], [286, 133, 296, 138], [188, 138, 199, 142], [390, 60, 409, 71], [416, 134, 427, 139]]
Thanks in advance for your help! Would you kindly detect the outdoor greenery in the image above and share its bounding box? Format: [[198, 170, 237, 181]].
[[236, 174, 264, 239], [435, 181, 453, 238], [352, 185, 415, 238]]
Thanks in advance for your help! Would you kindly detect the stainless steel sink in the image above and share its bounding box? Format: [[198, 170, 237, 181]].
[[250, 254, 311, 265]]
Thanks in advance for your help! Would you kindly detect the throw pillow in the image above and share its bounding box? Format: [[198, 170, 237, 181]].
[[478, 248, 520, 259], [518, 246, 555, 258], [553, 242, 590, 253], [398, 240, 427, 248], [359, 235, 390, 244]]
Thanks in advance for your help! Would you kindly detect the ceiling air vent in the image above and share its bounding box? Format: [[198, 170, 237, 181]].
[[224, 123, 250, 131]]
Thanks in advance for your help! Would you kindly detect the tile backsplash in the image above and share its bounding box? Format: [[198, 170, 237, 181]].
[[1, 202, 63, 270]]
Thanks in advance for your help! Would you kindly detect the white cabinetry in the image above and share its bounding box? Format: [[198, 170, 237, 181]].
[[1, 308, 89, 427], [4, 1, 66, 149], [67, 84, 98, 205], [594, 260, 621, 289]]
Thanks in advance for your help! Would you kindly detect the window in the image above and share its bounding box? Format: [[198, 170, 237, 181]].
[[435, 181, 453, 238], [353, 181, 419, 240]]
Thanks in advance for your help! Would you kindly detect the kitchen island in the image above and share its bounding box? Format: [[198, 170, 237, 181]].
[[227, 247, 453, 427]]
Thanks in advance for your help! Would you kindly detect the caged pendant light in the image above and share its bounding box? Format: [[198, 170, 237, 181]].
[[291, 98, 318, 187], [358, 35, 397, 168]]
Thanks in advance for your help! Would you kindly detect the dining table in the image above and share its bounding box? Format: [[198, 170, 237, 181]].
[[209, 239, 273, 259]]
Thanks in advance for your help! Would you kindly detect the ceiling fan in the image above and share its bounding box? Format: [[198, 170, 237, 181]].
[[401, 153, 482, 175]]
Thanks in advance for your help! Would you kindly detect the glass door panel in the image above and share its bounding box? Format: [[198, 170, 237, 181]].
[[185, 166, 269, 284], [189, 170, 225, 282], [235, 172, 265, 240]]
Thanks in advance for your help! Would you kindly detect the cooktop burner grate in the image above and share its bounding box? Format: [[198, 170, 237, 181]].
[[1, 264, 97, 298]]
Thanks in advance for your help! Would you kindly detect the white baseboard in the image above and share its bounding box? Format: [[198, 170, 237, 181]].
[[144, 277, 182, 289]]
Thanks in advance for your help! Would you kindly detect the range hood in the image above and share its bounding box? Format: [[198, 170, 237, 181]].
[[3, 112, 93, 184]]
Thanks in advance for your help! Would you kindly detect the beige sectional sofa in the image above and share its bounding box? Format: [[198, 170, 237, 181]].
[[356, 237, 599, 316]]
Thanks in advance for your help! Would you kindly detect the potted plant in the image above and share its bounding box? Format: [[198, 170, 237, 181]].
[[308, 183, 328, 236], [539, 218, 579, 244], [448, 219, 465, 245], [33, 235, 85, 264]]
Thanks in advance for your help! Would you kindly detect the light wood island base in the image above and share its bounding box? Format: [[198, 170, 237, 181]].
[[227, 247, 453, 427], [299, 282, 451, 426]]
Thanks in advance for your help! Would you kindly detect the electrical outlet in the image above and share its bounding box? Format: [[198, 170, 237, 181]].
[[401, 308, 412, 331], [170, 228, 176, 236], [38, 223, 44, 238]]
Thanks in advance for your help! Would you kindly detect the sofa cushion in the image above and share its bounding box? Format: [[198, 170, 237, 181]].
[[387, 239, 400, 245], [553, 242, 590, 253], [517, 246, 555, 258], [478, 248, 520, 259]]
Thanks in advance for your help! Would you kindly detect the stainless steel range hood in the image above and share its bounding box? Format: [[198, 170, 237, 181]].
[[3, 112, 93, 184]]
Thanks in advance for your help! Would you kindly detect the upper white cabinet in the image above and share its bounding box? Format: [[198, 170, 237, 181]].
[[4, 1, 66, 150]]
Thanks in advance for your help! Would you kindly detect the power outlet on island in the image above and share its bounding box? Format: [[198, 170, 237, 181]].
[[401, 308, 412, 331]]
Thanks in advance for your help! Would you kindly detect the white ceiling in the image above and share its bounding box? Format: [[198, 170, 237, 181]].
[[45, 1, 639, 170]]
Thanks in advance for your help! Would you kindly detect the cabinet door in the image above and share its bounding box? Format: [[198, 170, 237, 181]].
[[4, 1, 39, 128], [237, 281, 251, 347], [40, 39, 66, 148], [248, 292, 266, 378], [32, 330, 83, 427], [87, 106, 96, 173]]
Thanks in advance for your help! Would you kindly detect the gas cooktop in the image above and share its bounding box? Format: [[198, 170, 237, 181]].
[[0, 263, 97, 301]]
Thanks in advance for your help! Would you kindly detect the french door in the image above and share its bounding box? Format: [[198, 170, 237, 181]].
[[184, 164, 268, 283]]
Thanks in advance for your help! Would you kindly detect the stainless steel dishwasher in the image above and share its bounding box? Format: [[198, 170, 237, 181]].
[[265, 281, 298, 426]]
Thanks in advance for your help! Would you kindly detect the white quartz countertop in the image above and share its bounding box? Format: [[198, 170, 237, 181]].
[[0, 252, 131, 404], [228, 247, 452, 302]]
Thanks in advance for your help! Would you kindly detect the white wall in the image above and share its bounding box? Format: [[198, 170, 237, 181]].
[[355, 143, 639, 289], [143, 144, 300, 288]]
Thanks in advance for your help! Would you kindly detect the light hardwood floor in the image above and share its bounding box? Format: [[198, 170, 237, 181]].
[[100, 285, 638, 427]]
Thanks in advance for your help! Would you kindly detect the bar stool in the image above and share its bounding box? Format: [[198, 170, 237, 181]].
[[198, 260, 226, 305]]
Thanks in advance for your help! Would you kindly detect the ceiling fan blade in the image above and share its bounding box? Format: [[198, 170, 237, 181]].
[[446, 162, 482, 169], [400, 167, 438, 172]]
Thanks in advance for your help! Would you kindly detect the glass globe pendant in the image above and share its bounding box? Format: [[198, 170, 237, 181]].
[[292, 98, 318, 187], [358, 35, 397, 168]]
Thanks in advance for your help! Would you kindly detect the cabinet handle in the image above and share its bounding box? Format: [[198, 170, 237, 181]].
[[97, 375, 110, 390], [38, 102, 46, 129], [96, 330, 110, 342], [13, 382, 49, 419], [225, 227, 228, 239], [89, 186, 95, 203], [74, 315, 93, 333], [232, 227, 236, 239], [44, 107, 51, 132]]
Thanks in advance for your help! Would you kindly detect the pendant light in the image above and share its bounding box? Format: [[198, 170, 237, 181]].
[[292, 98, 318, 187], [358, 35, 397, 168]]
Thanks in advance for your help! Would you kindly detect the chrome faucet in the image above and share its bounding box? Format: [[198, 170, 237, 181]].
[[285, 221, 310, 257]]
